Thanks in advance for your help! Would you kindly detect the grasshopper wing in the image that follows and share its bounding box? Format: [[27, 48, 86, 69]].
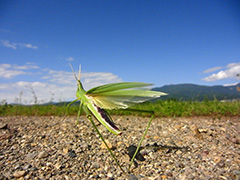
[[86, 82, 167, 110]]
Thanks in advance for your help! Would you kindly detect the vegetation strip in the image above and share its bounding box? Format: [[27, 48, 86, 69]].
[[1, 100, 240, 117]]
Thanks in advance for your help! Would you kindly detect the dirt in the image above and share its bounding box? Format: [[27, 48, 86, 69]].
[[0, 116, 239, 179]]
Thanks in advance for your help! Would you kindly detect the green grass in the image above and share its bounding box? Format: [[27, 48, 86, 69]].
[[1, 99, 240, 117], [132, 99, 240, 117]]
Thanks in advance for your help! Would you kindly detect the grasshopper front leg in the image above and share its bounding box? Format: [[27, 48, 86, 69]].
[[76, 102, 83, 124], [62, 99, 78, 121], [82, 105, 126, 173]]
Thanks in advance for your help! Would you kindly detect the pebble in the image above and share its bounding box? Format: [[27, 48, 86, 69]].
[[23, 164, 32, 170], [38, 151, 49, 158], [127, 174, 138, 180], [100, 139, 113, 149], [191, 125, 204, 140], [68, 150, 77, 158], [0, 123, 8, 129], [107, 172, 113, 178], [0, 116, 239, 179], [92, 162, 100, 169], [13, 170, 26, 178], [25, 152, 38, 160]]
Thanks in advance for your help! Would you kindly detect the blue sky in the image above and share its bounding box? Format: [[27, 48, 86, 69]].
[[0, 0, 240, 104]]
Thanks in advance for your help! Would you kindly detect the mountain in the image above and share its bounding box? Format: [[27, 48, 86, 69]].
[[153, 83, 240, 101]]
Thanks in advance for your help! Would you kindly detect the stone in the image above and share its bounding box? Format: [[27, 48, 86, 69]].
[[100, 140, 113, 149], [38, 151, 49, 158], [13, 170, 26, 178], [191, 125, 204, 140], [0, 123, 8, 129], [92, 162, 100, 169]]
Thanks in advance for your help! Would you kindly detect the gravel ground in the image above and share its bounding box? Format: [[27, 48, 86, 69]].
[[0, 115, 239, 180]]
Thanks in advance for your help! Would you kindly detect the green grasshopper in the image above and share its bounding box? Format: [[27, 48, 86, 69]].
[[66, 64, 167, 172]]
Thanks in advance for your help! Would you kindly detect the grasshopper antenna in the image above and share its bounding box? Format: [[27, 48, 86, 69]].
[[78, 64, 81, 81], [69, 63, 79, 81]]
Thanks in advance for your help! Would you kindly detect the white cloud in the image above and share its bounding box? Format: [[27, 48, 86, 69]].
[[202, 63, 240, 81], [1, 40, 17, 49], [13, 64, 39, 70], [19, 43, 38, 49], [0, 64, 122, 104], [42, 69, 75, 85], [203, 66, 222, 73], [0, 64, 26, 78], [66, 57, 74, 61], [82, 72, 122, 90], [0, 63, 39, 79], [1, 40, 38, 49], [227, 63, 240, 69], [223, 82, 240, 86], [43, 69, 122, 90], [0, 81, 69, 104]]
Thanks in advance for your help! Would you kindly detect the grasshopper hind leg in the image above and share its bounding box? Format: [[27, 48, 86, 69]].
[[128, 112, 155, 171]]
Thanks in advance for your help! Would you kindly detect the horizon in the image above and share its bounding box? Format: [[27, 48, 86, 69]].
[[1, 0, 240, 104], [6, 82, 240, 105]]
